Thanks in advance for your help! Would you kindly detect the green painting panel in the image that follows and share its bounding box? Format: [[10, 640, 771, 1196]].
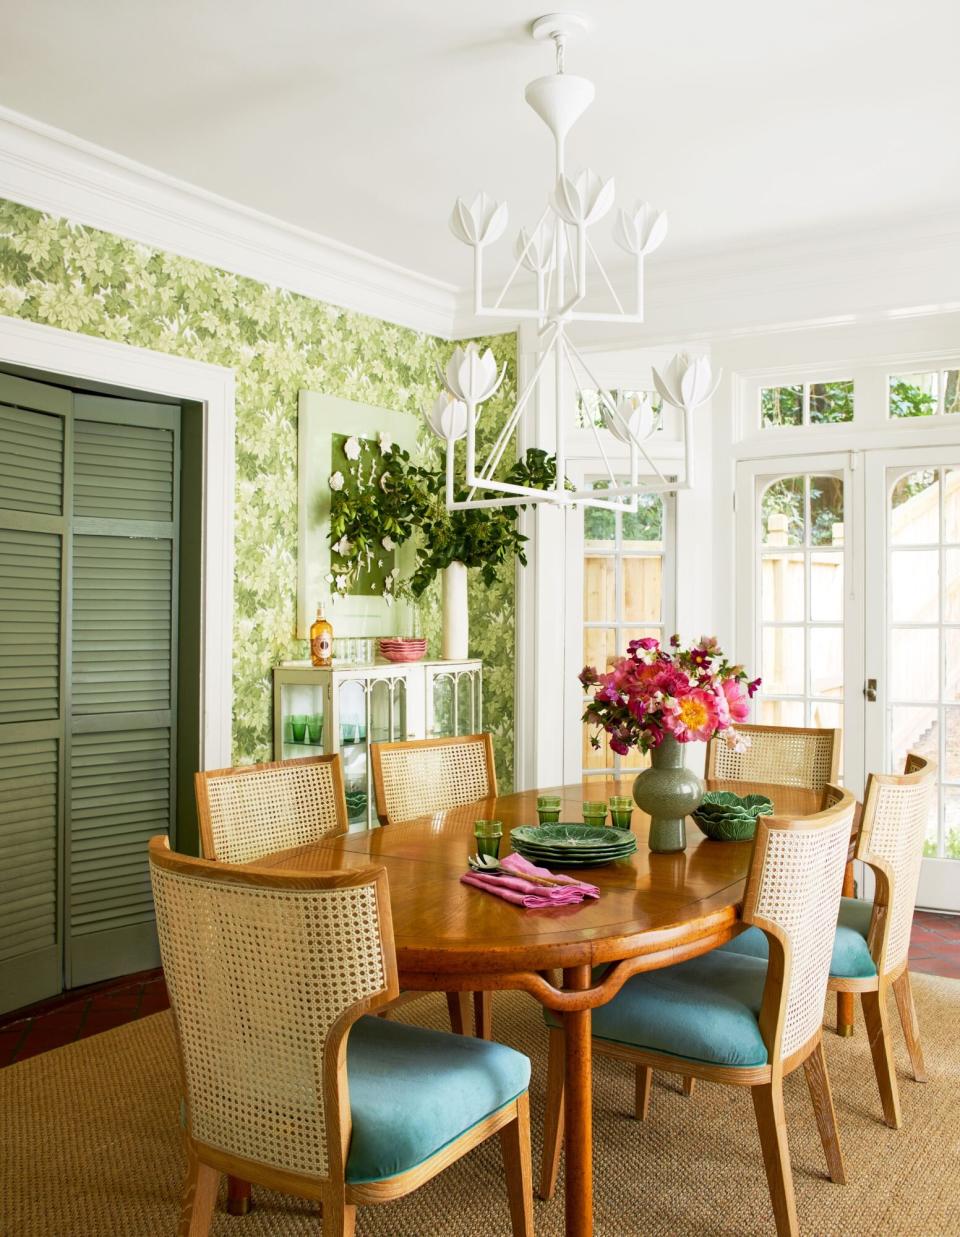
[[330, 432, 396, 596]]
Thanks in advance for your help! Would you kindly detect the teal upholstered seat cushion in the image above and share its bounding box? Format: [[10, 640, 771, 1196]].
[[345, 1015, 529, 1183], [545, 950, 769, 1068], [720, 897, 877, 980]]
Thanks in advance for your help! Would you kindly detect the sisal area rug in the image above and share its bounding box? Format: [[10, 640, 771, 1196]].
[[2, 977, 959, 1236]]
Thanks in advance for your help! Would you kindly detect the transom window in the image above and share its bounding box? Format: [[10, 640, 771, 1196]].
[[576, 388, 662, 430], [889, 370, 960, 420], [761, 380, 854, 428], [581, 486, 673, 777]]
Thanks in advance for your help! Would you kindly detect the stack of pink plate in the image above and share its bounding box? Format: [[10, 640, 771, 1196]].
[[379, 637, 427, 663]]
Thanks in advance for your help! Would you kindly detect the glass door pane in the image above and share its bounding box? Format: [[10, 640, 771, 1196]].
[[756, 472, 845, 767]]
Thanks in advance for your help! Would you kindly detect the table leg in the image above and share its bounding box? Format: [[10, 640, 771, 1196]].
[[837, 859, 855, 1037], [562, 964, 593, 1237]]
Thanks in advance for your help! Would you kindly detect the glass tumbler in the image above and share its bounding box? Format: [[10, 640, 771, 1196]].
[[609, 796, 634, 828], [473, 819, 503, 861], [537, 795, 562, 824], [306, 714, 323, 744], [290, 714, 308, 743], [582, 800, 608, 827]]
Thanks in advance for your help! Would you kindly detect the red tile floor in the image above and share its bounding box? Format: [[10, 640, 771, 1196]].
[[1, 912, 958, 1068]]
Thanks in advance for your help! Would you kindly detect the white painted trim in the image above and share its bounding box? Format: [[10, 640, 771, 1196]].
[[0, 106, 459, 339], [0, 313, 235, 770]]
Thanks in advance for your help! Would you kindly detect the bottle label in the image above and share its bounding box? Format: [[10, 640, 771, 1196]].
[[312, 632, 332, 660]]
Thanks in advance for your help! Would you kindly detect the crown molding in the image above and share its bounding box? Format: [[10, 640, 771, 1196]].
[[0, 105, 461, 339]]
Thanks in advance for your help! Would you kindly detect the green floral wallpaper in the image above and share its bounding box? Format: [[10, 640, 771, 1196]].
[[0, 199, 518, 788]]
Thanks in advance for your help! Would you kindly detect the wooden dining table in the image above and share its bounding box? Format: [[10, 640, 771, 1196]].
[[255, 775, 842, 1237]]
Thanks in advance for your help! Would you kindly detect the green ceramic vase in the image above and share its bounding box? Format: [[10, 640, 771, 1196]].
[[632, 734, 704, 853]]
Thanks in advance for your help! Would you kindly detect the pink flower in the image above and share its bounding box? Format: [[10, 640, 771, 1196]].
[[664, 688, 719, 743], [579, 665, 600, 687], [722, 677, 751, 723]]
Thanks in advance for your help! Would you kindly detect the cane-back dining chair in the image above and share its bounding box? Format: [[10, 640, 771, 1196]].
[[371, 733, 498, 1038], [705, 723, 841, 792], [195, 755, 348, 863], [540, 787, 856, 1237], [149, 838, 534, 1237], [723, 753, 936, 1129]]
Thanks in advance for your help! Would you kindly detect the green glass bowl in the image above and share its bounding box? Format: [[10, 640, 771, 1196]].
[[692, 791, 773, 841]]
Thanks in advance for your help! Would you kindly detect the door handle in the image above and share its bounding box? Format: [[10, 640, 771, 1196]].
[[864, 678, 877, 702]]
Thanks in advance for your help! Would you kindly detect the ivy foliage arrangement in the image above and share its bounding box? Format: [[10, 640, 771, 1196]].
[[328, 436, 562, 599]]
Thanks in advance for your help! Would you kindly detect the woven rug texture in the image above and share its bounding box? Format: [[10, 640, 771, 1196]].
[[2, 976, 959, 1236]]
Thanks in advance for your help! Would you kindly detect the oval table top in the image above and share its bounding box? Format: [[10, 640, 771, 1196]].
[[252, 776, 824, 982]]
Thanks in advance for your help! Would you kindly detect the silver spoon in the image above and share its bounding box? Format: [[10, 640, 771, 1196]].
[[467, 853, 566, 886]]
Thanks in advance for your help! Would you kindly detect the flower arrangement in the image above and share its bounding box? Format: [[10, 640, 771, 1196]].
[[580, 635, 760, 755], [327, 434, 562, 600]]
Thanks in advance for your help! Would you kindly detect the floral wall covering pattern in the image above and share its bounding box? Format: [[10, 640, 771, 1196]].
[[0, 199, 517, 787]]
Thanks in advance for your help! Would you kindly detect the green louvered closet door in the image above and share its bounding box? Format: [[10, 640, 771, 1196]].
[[68, 395, 180, 988], [0, 374, 70, 1014], [0, 375, 180, 1014]]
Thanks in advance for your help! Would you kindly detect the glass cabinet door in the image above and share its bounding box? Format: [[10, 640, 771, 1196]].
[[278, 680, 325, 759], [429, 665, 482, 738], [338, 672, 408, 828]]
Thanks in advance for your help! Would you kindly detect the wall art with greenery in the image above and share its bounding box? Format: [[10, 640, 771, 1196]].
[[0, 199, 518, 787]]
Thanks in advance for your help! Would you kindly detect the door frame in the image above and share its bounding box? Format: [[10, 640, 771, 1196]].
[[0, 313, 235, 771]]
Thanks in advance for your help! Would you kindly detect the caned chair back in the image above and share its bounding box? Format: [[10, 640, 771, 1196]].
[[857, 752, 936, 975], [195, 756, 347, 863], [149, 838, 397, 1181], [371, 734, 497, 825], [707, 723, 840, 791], [742, 786, 856, 1062]]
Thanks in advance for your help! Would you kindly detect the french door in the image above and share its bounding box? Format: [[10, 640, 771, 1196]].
[[738, 448, 960, 911], [864, 448, 960, 911]]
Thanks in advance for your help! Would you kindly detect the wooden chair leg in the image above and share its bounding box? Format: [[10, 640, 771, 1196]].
[[801, 1041, 846, 1184], [861, 988, 902, 1129], [538, 1026, 565, 1200], [320, 1185, 356, 1237], [225, 1176, 252, 1215], [751, 1081, 799, 1237], [178, 1150, 220, 1237], [446, 990, 472, 1035], [500, 1093, 535, 1237], [891, 971, 927, 1083], [474, 990, 493, 1039], [682, 1075, 696, 1097], [635, 1065, 652, 1120]]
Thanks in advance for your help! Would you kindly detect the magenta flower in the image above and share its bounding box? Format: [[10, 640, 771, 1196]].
[[664, 688, 720, 743], [579, 664, 600, 687], [747, 676, 762, 698]]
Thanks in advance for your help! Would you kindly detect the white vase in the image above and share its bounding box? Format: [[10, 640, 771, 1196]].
[[442, 560, 469, 660]]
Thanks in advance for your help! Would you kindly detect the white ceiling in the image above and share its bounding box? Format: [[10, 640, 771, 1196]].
[[2, 0, 959, 290]]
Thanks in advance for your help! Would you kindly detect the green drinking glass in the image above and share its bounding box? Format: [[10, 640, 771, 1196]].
[[537, 795, 562, 824], [473, 819, 503, 861], [290, 714, 308, 743], [609, 796, 634, 829], [306, 714, 323, 743], [582, 800, 608, 827]]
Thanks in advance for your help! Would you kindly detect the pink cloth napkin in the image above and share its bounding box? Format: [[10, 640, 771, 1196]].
[[460, 851, 600, 909]]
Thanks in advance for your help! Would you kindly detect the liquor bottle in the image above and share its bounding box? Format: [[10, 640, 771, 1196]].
[[310, 603, 333, 668]]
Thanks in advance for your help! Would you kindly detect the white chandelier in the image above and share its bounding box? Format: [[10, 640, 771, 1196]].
[[423, 12, 719, 514]]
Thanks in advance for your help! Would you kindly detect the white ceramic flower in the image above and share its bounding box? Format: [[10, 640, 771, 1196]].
[[613, 202, 668, 257], [381, 535, 395, 551], [551, 169, 615, 228], [652, 353, 721, 413], [602, 392, 659, 445], [324, 572, 335, 583], [515, 221, 556, 275], [343, 436, 361, 461], [424, 390, 468, 440], [328, 471, 344, 492], [449, 192, 509, 248], [377, 558, 384, 568], [332, 536, 353, 557], [378, 432, 392, 454], [334, 574, 348, 593], [384, 593, 394, 608], [441, 342, 504, 405]]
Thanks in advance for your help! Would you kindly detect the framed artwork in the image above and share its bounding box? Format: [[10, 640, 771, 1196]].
[[297, 390, 420, 639]]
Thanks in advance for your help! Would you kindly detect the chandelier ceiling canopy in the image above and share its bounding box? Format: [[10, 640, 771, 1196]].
[[423, 11, 719, 514]]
